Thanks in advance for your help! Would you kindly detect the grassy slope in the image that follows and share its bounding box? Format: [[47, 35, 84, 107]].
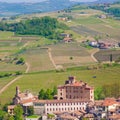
[[0, 66, 119, 104]]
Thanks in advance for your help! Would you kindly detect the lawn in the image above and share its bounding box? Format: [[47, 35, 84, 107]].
[[0, 65, 119, 104]]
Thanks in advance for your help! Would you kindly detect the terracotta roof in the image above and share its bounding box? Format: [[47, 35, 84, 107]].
[[18, 93, 29, 98], [103, 98, 118, 106], [63, 37, 72, 41], [84, 113, 94, 118], [60, 114, 77, 120], [72, 111, 84, 116], [109, 114, 120, 119], [95, 100, 104, 106], [34, 99, 91, 104], [20, 97, 37, 104], [8, 105, 16, 109]]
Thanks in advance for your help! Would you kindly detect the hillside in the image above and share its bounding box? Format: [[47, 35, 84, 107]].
[[0, 2, 120, 105]]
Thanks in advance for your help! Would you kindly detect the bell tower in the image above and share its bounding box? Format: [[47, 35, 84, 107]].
[[16, 86, 20, 96]]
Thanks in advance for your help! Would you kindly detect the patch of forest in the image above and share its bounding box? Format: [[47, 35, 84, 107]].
[[0, 16, 68, 40]]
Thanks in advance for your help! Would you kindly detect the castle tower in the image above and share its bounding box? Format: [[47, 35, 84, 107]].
[[16, 86, 20, 96]]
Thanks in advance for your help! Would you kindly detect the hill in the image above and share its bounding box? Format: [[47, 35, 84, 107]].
[[95, 0, 120, 3]]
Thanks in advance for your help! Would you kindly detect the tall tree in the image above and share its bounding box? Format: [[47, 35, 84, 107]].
[[14, 105, 23, 120], [38, 89, 45, 99]]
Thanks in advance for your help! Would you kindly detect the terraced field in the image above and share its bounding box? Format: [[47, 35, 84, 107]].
[[94, 49, 120, 62], [50, 43, 95, 68], [22, 48, 55, 72], [71, 25, 103, 36]]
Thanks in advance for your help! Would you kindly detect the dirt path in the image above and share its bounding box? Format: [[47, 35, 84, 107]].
[[0, 62, 30, 95], [47, 48, 57, 69], [91, 49, 99, 62], [19, 41, 30, 50]]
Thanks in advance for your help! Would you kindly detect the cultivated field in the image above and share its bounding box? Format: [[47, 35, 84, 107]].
[[50, 43, 95, 68], [94, 49, 120, 62], [22, 48, 55, 72]]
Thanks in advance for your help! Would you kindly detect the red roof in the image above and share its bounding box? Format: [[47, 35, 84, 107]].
[[103, 98, 118, 106]]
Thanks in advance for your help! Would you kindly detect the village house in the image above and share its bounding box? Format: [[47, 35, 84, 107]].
[[8, 105, 16, 115], [92, 98, 120, 119], [63, 37, 73, 43]]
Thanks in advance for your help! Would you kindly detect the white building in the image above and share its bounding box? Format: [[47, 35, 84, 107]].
[[34, 99, 91, 115]]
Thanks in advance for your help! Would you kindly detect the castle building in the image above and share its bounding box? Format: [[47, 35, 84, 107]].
[[57, 76, 94, 102], [34, 77, 94, 115]]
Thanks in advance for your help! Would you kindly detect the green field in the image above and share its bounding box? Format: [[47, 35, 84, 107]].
[[0, 65, 119, 104]]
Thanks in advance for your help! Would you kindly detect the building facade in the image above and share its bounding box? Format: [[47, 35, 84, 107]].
[[57, 76, 94, 102], [34, 99, 91, 115], [13, 86, 38, 106]]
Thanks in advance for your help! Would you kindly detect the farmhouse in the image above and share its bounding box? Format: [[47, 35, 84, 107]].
[[57, 76, 94, 102], [63, 37, 73, 43]]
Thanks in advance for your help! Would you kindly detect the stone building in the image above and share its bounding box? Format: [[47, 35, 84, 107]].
[[13, 86, 38, 106], [57, 76, 94, 102]]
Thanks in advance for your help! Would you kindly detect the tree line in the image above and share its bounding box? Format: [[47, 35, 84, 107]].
[[0, 16, 68, 40], [89, 4, 120, 17], [94, 83, 120, 100], [38, 86, 57, 100]]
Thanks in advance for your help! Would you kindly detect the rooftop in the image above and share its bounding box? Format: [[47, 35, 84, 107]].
[[34, 99, 91, 104]]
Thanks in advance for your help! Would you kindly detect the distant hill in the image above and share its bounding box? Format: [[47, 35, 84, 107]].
[[95, 0, 120, 3], [0, 0, 78, 17]]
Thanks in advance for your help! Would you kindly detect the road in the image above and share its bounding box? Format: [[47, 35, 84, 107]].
[[0, 62, 30, 95]]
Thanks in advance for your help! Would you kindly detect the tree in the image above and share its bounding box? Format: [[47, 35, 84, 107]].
[[38, 89, 45, 99], [8, 115, 14, 120], [94, 87, 105, 100], [44, 89, 53, 99], [52, 86, 57, 96], [16, 58, 25, 65], [28, 106, 34, 116], [0, 110, 6, 120], [14, 105, 23, 120]]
